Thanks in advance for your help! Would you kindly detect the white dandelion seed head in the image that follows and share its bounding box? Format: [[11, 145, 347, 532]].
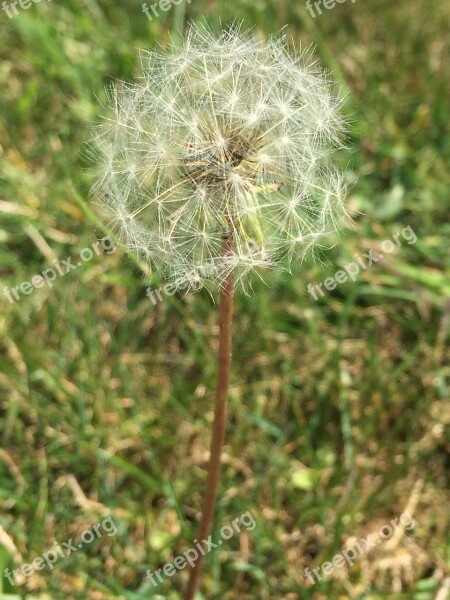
[[91, 23, 350, 292]]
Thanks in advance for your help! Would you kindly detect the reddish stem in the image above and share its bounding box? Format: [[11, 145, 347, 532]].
[[184, 235, 234, 600]]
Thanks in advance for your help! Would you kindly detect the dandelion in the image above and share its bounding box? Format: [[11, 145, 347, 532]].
[[90, 22, 349, 599], [92, 23, 348, 292]]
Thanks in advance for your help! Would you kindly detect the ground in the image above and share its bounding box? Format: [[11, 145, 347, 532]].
[[0, 0, 449, 598]]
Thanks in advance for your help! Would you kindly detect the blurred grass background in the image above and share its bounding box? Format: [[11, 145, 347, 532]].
[[0, 0, 449, 598]]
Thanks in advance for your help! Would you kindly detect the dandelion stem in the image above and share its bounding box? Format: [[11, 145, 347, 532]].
[[184, 234, 234, 600]]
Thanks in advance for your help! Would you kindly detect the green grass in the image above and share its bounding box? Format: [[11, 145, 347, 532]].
[[0, 0, 449, 598]]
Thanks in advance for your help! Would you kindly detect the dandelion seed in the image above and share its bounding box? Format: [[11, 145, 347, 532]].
[[91, 23, 349, 292]]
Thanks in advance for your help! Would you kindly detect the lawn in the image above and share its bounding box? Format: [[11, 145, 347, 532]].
[[0, 0, 449, 598]]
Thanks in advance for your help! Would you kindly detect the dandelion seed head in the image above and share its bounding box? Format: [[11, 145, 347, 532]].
[[91, 23, 350, 292]]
